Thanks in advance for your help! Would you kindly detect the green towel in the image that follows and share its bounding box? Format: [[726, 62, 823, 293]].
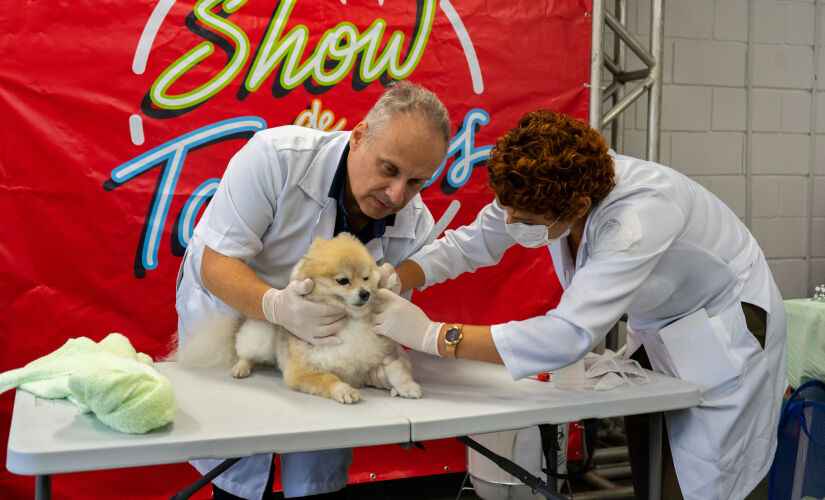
[[0, 333, 176, 434]]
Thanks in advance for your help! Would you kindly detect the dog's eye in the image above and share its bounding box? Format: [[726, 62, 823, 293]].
[[363, 277, 369, 281], [336, 278, 350, 285]]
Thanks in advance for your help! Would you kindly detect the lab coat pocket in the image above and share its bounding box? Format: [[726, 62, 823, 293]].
[[658, 309, 740, 394]]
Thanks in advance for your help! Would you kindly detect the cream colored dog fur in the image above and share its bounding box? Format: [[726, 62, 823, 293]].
[[177, 233, 421, 404]]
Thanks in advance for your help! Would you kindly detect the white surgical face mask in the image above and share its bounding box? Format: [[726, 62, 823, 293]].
[[505, 217, 571, 248]]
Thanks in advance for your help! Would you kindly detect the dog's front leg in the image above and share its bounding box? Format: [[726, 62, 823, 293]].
[[383, 351, 422, 399], [282, 361, 361, 404]]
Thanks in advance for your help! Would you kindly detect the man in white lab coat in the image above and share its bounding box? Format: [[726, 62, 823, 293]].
[[374, 110, 786, 500], [175, 81, 450, 499]]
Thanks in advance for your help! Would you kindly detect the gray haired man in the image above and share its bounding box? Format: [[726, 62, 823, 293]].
[[175, 81, 451, 499]]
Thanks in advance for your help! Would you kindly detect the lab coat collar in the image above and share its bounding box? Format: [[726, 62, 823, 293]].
[[297, 131, 350, 207]]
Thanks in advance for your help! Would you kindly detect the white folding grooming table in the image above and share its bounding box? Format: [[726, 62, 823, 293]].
[[6, 351, 699, 500]]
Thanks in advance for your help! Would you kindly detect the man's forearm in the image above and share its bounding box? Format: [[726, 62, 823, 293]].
[[200, 245, 271, 320]]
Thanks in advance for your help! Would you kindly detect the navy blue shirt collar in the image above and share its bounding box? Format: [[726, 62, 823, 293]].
[[328, 143, 396, 245]]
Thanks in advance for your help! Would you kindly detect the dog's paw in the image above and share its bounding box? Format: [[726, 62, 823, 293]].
[[231, 359, 252, 378], [377, 263, 402, 294], [384, 273, 401, 294], [392, 380, 422, 399], [331, 382, 361, 404]]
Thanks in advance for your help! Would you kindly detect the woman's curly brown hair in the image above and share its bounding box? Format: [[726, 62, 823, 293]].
[[487, 110, 615, 220]]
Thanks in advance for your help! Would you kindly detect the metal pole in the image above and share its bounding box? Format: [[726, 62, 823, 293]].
[[611, 0, 627, 152], [35, 475, 51, 500], [746, 0, 755, 230], [603, 76, 655, 126], [590, 0, 606, 130], [647, 0, 664, 162], [605, 10, 654, 67], [648, 413, 663, 500], [807, 0, 822, 293]]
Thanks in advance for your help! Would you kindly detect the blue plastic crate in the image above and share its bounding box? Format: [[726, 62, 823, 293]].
[[769, 380, 825, 500]]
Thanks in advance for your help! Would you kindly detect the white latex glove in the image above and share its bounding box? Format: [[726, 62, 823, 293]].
[[377, 263, 402, 294], [373, 289, 442, 355], [262, 279, 346, 346]]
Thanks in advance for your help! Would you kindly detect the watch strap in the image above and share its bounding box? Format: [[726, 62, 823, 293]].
[[443, 324, 464, 358]]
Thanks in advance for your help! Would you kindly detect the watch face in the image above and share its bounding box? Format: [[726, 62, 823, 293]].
[[445, 327, 461, 343]]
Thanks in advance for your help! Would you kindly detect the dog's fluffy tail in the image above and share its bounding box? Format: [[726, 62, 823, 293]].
[[172, 313, 241, 369]]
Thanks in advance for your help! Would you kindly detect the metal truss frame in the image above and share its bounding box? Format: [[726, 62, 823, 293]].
[[589, 0, 664, 163]]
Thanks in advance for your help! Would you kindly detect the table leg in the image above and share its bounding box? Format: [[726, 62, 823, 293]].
[[35, 475, 51, 500], [457, 436, 568, 500], [648, 412, 663, 500], [544, 424, 558, 493], [169, 457, 242, 500]]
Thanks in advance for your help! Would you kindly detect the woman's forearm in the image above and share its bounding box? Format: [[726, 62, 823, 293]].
[[435, 323, 504, 365], [395, 259, 427, 294]]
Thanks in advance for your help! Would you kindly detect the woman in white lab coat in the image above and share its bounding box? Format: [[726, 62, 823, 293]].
[[374, 110, 786, 500]]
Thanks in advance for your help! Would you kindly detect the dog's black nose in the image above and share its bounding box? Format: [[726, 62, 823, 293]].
[[359, 289, 370, 302]]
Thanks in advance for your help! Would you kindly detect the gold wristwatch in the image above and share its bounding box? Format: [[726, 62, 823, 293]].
[[443, 324, 464, 358]]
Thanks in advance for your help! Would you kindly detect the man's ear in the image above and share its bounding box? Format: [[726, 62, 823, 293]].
[[350, 121, 368, 149], [575, 196, 592, 218]]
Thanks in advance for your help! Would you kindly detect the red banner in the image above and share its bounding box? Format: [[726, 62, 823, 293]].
[[0, 1, 591, 497]]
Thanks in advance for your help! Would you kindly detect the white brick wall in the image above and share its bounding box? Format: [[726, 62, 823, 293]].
[[817, 91, 825, 133], [662, 86, 712, 130], [670, 132, 744, 175], [714, 0, 749, 42], [751, 175, 811, 219], [751, 133, 811, 175], [753, 45, 814, 88], [817, 135, 825, 174], [752, 90, 782, 132], [751, 217, 809, 258], [787, 3, 817, 45], [664, 0, 714, 39], [673, 41, 747, 86], [769, 259, 809, 298], [779, 177, 810, 216], [754, 2, 787, 44], [782, 91, 813, 133], [711, 88, 747, 130], [708, 175, 747, 217], [616, 0, 821, 299]]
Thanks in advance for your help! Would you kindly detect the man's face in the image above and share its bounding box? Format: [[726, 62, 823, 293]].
[[346, 113, 447, 220]]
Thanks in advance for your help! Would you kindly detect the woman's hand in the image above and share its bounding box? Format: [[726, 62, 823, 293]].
[[373, 289, 443, 355]]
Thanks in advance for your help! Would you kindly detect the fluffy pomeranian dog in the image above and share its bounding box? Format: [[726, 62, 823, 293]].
[[177, 233, 422, 404]]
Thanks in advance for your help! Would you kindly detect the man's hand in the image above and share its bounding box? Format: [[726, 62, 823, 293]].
[[262, 279, 346, 346], [373, 289, 442, 355], [377, 263, 402, 294]]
